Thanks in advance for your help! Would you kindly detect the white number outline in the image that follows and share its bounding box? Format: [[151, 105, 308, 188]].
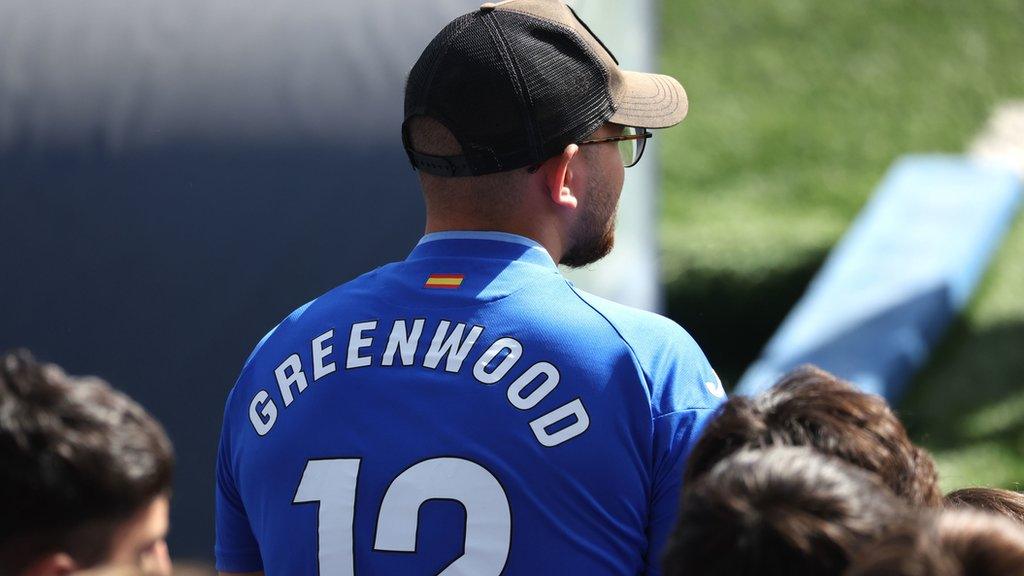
[[292, 457, 363, 576], [293, 456, 512, 576]]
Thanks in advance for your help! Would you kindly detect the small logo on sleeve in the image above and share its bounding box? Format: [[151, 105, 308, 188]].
[[424, 274, 465, 289], [704, 371, 725, 398]]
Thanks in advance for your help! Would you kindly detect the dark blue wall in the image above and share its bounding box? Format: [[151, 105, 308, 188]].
[[0, 0, 480, 559], [0, 142, 423, 557]]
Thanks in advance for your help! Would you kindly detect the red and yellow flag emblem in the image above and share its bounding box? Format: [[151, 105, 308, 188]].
[[424, 274, 464, 289]]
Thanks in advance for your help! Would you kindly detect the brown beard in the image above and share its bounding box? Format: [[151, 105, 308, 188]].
[[559, 173, 618, 268], [559, 222, 615, 268]]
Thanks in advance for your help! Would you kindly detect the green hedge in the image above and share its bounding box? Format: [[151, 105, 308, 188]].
[[658, 0, 1024, 490]]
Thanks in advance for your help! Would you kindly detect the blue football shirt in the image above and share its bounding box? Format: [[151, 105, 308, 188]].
[[216, 231, 724, 575]]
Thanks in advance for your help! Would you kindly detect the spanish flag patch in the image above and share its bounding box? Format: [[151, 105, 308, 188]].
[[424, 274, 464, 289]]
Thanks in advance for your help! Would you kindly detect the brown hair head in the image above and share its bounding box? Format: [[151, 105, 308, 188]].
[[846, 509, 1024, 576], [945, 487, 1024, 526], [685, 365, 942, 507], [0, 350, 175, 573], [664, 446, 908, 576]]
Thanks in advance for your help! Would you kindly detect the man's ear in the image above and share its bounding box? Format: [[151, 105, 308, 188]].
[[545, 143, 579, 209], [20, 552, 77, 576]]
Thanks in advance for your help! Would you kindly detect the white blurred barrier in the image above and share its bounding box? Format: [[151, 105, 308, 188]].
[[565, 0, 661, 312], [0, 0, 478, 151]]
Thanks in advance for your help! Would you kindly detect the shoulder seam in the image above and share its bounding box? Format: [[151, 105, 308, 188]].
[[568, 285, 721, 414], [652, 406, 719, 422], [566, 283, 654, 412]]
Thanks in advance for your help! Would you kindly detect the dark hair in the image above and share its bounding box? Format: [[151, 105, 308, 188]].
[[685, 365, 942, 506], [0, 350, 174, 573], [845, 510, 1024, 576], [664, 446, 907, 576], [945, 487, 1024, 526]]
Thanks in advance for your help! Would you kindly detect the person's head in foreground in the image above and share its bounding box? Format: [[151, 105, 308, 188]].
[[0, 350, 174, 576], [663, 446, 907, 576], [685, 364, 942, 506], [945, 486, 1024, 526], [844, 509, 1024, 576], [402, 0, 688, 267]]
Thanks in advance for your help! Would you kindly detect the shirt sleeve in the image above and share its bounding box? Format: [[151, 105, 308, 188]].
[[644, 407, 720, 576], [215, 393, 264, 573]]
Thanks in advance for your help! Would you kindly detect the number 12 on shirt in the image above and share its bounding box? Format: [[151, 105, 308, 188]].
[[293, 456, 512, 575]]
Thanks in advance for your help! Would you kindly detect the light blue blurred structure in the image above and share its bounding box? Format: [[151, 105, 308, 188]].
[[737, 156, 1022, 400]]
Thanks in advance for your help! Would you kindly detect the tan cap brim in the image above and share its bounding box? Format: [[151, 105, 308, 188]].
[[608, 70, 689, 129]]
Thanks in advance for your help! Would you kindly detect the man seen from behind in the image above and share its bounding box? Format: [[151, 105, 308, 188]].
[[215, 1, 723, 574]]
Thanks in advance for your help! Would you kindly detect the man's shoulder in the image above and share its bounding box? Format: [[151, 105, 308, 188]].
[[571, 288, 724, 413], [570, 288, 702, 359]]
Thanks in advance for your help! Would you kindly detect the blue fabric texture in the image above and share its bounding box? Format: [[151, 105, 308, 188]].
[[216, 232, 723, 575]]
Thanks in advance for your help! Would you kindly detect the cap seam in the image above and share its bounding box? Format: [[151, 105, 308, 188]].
[[482, 11, 542, 167], [499, 7, 613, 87], [619, 75, 671, 103], [564, 4, 619, 65], [412, 15, 477, 118], [496, 7, 615, 150], [615, 78, 683, 119], [620, 100, 678, 113]]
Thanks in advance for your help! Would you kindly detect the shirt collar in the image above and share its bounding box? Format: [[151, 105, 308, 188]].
[[408, 231, 557, 269]]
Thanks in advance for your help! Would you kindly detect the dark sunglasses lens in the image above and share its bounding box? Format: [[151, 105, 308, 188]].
[[632, 127, 648, 167], [618, 126, 637, 167]]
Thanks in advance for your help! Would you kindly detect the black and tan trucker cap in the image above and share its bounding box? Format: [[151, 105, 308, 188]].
[[403, 0, 688, 177]]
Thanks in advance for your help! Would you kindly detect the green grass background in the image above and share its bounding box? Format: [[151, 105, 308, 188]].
[[657, 0, 1024, 491]]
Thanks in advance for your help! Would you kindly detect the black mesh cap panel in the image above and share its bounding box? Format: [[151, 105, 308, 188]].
[[403, 6, 614, 176], [404, 13, 478, 119], [500, 12, 613, 161]]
